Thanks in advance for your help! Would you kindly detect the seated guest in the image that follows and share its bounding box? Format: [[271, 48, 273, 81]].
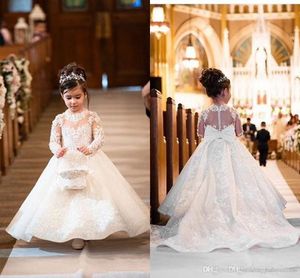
[[0, 18, 12, 46], [31, 20, 47, 43], [242, 117, 256, 154]]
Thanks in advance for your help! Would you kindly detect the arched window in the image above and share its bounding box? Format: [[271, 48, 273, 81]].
[[9, 0, 32, 12], [174, 34, 208, 93]]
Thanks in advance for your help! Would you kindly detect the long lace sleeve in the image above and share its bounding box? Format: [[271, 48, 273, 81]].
[[197, 110, 207, 138], [231, 108, 243, 137], [49, 114, 63, 155], [87, 112, 104, 154]]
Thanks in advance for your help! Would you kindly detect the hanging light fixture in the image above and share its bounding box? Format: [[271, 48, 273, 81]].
[[182, 9, 199, 69], [182, 34, 199, 69], [150, 6, 170, 39]]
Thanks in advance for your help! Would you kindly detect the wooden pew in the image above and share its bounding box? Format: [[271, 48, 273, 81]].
[[165, 97, 179, 192], [177, 104, 189, 172], [0, 105, 10, 176], [150, 90, 200, 223], [150, 89, 167, 224], [0, 35, 52, 176], [282, 141, 300, 174], [186, 108, 198, 157], [253, 139, 278, 158], [20, 36, 52, 130]]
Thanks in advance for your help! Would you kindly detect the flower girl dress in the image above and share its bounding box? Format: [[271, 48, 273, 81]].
[[6, 109, 149, 242], [156, 104, 300, 252]]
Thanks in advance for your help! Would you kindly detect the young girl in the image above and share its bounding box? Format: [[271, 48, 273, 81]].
[[6, 63, 149, 250], [156, 68, 300, 252]]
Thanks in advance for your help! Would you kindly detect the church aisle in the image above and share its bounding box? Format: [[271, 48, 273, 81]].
[[262, 161, 300, 221], [0, 89, 149, 277], [275, 160, 300, 203], [151, 160, 300, 278]]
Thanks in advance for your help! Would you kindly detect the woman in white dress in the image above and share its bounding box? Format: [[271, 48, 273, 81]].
[[156, 68, 300, 252], [6, 63, 149, 249]]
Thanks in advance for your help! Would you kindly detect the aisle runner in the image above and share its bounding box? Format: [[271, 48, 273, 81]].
[[262, 161, 300, 221], [0, 232, 149, 278], [151, 161, 300, 278]]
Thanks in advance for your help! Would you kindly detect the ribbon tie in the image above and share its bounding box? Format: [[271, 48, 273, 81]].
[[203, 125, 236, 144]]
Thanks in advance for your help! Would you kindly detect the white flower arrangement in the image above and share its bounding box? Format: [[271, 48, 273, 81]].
[[8, 55, 32, 124], [0, 75, 7, 139], [283, 124, 300, 152], [0, 59, 21, 120], [294, 124, 300, 153]]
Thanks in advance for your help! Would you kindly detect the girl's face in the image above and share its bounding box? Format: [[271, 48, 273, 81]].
[[62, 85, 86, 112], [221, 87, 231, 103]]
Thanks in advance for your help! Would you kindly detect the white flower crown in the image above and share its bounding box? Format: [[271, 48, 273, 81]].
[[59, 72, 85, 85]]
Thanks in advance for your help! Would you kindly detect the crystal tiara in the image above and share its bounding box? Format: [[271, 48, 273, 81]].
[[218, 76, 228, 83], [59, 72, 85, 85]]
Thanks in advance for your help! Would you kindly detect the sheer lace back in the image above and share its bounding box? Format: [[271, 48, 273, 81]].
[[198, 104, 243, 138], [49, 109, 104, 155]]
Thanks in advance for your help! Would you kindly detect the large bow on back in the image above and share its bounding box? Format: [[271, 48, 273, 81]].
[[203, 125, 236, 144]]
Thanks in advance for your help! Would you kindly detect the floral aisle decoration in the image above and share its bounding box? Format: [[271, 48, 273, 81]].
[[283, 124, 300, 152], [294, 124, 300, 153], [8, 55, 32, 125], [0, 59, 21, 120], [0, 75, 7, 139]]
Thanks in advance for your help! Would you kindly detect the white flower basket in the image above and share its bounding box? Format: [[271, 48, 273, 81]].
[[57, 150, 89, 190]]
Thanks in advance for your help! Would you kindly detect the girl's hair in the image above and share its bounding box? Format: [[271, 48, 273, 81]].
[[199, 68, 230, 98], [58, 62, 89, 107]]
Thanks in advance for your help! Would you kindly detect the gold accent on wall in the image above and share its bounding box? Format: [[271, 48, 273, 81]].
[[295, 5, 300, 28], [150, 5, 171, 107], [221, 4, 227, 44]]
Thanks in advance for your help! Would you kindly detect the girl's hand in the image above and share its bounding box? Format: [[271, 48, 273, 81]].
[[77, 146, 91, 155], [56, 147, 67, 158]]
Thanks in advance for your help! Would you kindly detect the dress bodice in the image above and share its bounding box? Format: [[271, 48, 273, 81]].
[[49, 109, 104, 155], [198, 104, 243, 138]]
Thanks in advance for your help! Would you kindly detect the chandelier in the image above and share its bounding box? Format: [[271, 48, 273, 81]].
[[150, 6, 170, 39], [182, 8, 199, 70], [182, 34, 199, 69]]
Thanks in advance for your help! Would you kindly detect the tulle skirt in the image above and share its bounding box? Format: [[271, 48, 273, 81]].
[[6, 150, 149, 242], [155, 136, 300, 252]]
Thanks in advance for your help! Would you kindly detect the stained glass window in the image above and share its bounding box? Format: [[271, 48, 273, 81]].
[[117, 0, 143, 9], [9, 0, 32, 12], [62, 0, 88, 11]]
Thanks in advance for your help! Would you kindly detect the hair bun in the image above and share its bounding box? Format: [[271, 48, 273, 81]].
[[199, 68, 220, 89], [58, 62, 87, 83], [199, 68, 230, 98]]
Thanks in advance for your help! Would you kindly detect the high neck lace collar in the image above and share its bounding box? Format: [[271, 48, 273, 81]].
[[210, 103, 228, 111], [65, 109, 87, 122]]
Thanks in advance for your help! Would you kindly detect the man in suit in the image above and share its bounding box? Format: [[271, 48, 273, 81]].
[[242, 117, 257, 155], [256, 121, 271, 167]]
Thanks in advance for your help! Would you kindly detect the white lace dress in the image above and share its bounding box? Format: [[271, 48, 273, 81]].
[[154, 104, 300, 252], [6, 109, 149, 242]]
